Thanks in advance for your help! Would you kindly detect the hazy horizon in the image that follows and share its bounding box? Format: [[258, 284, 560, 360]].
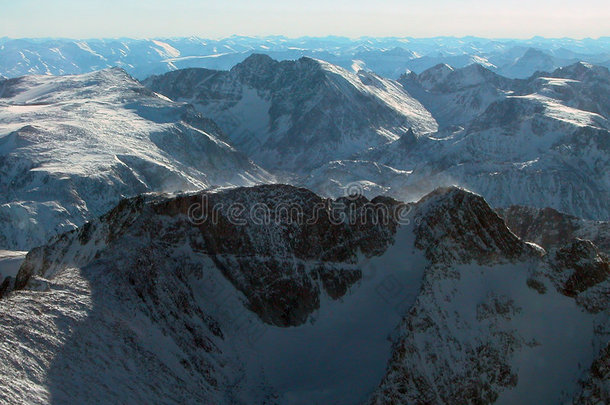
[[1, 34, 609, 41], [2, 0, 609, 39]]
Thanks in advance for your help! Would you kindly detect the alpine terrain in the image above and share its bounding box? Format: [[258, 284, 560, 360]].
[[144, 54, 437, 172], [146, 56, 609, 220], [0, 68, 271, 251], [0, 30, 608, 405], [0, 185, 607, 404]]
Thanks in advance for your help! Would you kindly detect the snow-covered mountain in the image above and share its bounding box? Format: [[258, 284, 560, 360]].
[[399, 62, 514, 129], [2, 36, 610, 80], [0, 184, 607, 403], [498, 47, 564, 79], [0, 68, 271, 250], [497, 205, 610, 253], [144, 54, 437, 172], [369, 189, 609, 404], [1, 32, 609, 405], [303, 62, 609, 220]]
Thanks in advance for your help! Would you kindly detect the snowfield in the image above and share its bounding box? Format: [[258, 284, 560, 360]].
[[0, 68, 272, 250]]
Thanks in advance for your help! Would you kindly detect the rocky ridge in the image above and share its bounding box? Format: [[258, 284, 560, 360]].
[[0, 185, 607, 403]]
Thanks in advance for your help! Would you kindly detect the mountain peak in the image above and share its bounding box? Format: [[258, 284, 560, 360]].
[[460, 62, 493, 75], [87, 66, 134, 81], [230, 53, 280, 87], [414, 186, 530, 265], [522, 47, 551, 59], [416, 63, 455, 90], [295, 55, 325, 68], [552, 61, 610, 81], [232, 53, 277, 71], [427, 63, 454, 74], [397, 127, 417, 147]]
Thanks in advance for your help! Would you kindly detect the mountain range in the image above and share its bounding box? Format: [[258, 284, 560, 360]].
[[147, 56, 610, 220], [0, 185, 607, 403], [1, 54, 608, 252], [0, 42, 608, 404], [143, 54, 436, 172], [0, 67, 271, 250], [2, 36, 610, 80]]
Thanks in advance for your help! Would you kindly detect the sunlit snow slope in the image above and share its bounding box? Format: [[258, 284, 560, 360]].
[[306, 62, 610, 220], [144, 54, 437, 172], [0, 68, 272, 250]]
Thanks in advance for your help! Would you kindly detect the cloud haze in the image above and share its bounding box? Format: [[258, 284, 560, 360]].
[[1, 0, 608, 38]]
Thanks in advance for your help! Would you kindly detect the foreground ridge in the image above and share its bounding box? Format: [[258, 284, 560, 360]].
[[0, 185, 607, 403]]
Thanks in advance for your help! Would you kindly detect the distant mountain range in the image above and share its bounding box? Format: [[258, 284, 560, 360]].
[[2, 36, 610, 80], [146, 56, 610, 221]]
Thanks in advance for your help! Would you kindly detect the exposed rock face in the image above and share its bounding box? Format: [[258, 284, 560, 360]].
[[144, 54, 437, 172], [1, 185, 608, 404], [369, 187, 609, 405], [11, 184, 399, 326], [153, 185, 400, 326], [370, 187, 533, 404], [497, 205, 610, 313], [413, 187, 532, 265], [497, 205, 610, 253], [548, 239, 610, 313]]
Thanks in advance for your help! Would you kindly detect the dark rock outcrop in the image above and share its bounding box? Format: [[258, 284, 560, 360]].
[[497, 205, 609, 253], [414, 187, 533, 265], [10, 184, 400, 326]]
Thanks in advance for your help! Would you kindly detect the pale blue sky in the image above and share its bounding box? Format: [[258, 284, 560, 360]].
[[1, 0, 608, 39]]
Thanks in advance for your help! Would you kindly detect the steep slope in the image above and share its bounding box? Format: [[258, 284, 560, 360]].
[[309, 62, 610, 220], [0, 68, 271, 250], [497, 205, 610, 253], [0, 184, 414, 404], [399, 63, 515, 129], [369, 187, 609, 404], [144, 54, 437, 172], [0, 185, 607, 404]]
